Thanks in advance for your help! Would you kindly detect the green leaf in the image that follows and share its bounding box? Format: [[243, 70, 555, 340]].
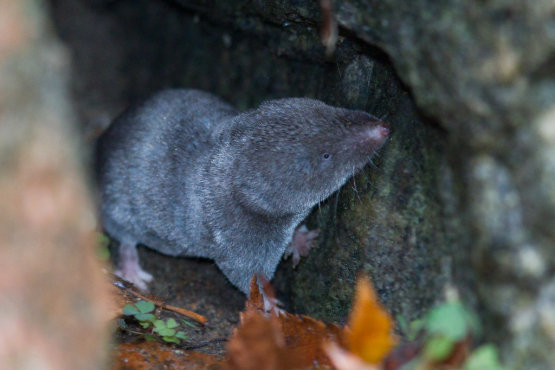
[[463, 308, 482, 337], [153, 327, 176, 337], [408, 318, 425, 341], [154, 320, 166, 329], [96, 232, 110, 246], [144, 334, 158, 342], [175, 331, 188, 340], [135, 300, 155, 314], [399, 357, 423, 370], [423, 335, 455, 361], [163, 336, 180, 344], [397, 315, 408, 334], [166, 318, 179, 329], [140, 321, 151, 329], [135, 313, 156, 322], [96, 246, 111, 260], [464, 345, 505, 370], [123, 305, 140, 315], [426, 302, 469, 341]]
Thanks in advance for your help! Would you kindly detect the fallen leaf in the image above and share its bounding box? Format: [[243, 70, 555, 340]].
[[114, 342, 225, 370], [382, 342, 420, 370], [432, 335, 472, 368], [280, 313, 347, 367], [245, 276, 265, 312], [227, 309, 301, 370], [230, 276, 347, 369], [346, 276, 398, 364]]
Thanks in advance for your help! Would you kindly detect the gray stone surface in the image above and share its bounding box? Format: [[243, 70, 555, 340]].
[[273, 55, 449, 327], [331, 2, 555, 368]]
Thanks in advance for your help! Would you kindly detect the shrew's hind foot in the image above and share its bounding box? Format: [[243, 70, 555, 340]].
[[114, 241, 153, 291]]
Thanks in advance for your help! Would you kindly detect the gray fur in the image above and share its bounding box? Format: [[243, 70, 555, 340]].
[[96, 89, 388, 294]]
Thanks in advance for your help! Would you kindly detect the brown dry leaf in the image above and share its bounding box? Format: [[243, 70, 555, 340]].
[[114, 342, 225, 370], [346, 276, 398, 364], [110, 273, 208, 325], [245, 275, 268, 311], [382, 342, 420, 370], [434, 335, 472, 369], [234, 276, 347, 369], [381, 335, 471, 370], [227, 309, 302, 370], [280, 312, 347, 367]]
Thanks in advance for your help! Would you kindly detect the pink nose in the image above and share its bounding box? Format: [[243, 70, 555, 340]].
[[378, 121, 390, 137]]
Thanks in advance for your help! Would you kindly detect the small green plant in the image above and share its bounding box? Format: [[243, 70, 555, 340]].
[[396, 314, 425, 342], [399, 299, 504, 370], [123, 300, 157, 327], [464, 344, 505, 370], [95, 232, 111, 260], [123, 300, 189, 344], [152, 318, 188, 344], [422, 301, 480, 361]]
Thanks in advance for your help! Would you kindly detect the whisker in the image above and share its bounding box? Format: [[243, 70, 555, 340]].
[[351, 165, 363, 205], [352, 179, 363, 205], [359, 168, 370, 183], [371, 159, 381, 171], [367, 155, 378, 170]]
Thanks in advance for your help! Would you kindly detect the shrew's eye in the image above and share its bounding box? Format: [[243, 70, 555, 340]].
[[322, 153, 331, 160]]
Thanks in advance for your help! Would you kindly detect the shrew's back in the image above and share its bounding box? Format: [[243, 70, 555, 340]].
[[96, 89, 238, 256]]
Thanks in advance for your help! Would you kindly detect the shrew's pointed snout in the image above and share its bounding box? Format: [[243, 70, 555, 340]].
[[342, 119, 390, 156], [362, 114, 390, 137], [377, 121, 390, 138]]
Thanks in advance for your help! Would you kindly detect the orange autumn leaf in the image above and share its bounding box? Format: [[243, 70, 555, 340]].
[[115, 342, 225, 370], [231, 276, 347, 369], [227, 309, 303, 370], [347, 276, 398, 364]]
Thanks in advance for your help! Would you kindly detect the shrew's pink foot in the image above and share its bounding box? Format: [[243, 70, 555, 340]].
[[284, 225, 320, 268], [262, 291, 284, 316], [114, 242, 153, 291], [256, 274, 284, 315]]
